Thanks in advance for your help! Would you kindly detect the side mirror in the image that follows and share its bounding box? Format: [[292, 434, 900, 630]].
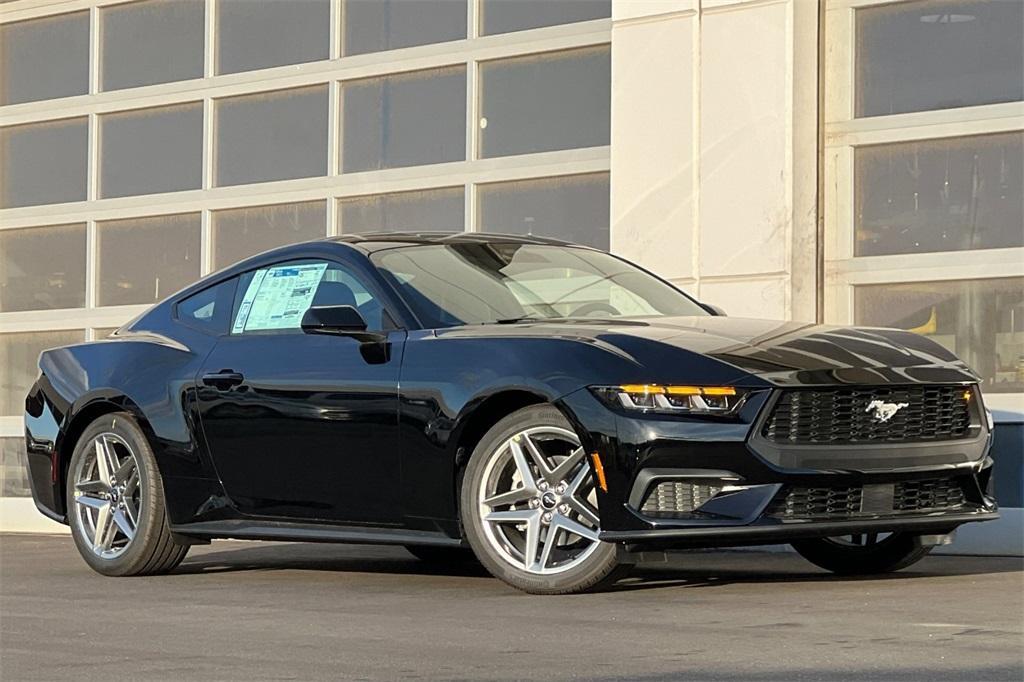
[[301, 305, 369, 335], [701, 303, 727, 316]]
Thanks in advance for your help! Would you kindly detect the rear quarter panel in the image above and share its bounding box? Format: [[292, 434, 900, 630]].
[[25, 325, 223, 523]]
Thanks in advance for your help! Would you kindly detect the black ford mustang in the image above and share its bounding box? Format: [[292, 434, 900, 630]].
[[24, 233, 997, 594]]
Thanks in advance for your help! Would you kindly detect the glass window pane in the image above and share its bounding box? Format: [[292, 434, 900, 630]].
[[478, 173, 609, 250], [101, 0, 205, 91], [212, 201, 327, 270], [0, 330, 84, 416], [1, 118, 88, 209], [177, 277, 236, 333], [216, 86, 329, 187], [481, 0, 609, 36], [0, 12, 89, 105], [342, 68, 466, 173], [855, 132, 1024, 257], [1, 438, 31, 497], [97, 214, 202, 306], [343, 0, 466, 56], [855, 278, 1024, 393], [340, 188, 464, 233], [0, 224, 86, 312], [856, 0, 1024, 117], [216, 0, 329, 75], [100, 103, 204, 198], [479, 47, 609, 159]]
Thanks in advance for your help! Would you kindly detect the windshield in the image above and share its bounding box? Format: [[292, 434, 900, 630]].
[[371, 243, 708, 328]]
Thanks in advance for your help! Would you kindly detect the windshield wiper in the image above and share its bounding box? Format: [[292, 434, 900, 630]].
[[482, 315, 548, 325]]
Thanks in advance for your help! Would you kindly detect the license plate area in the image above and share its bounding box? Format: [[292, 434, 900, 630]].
[[860, 483, 895, 514]]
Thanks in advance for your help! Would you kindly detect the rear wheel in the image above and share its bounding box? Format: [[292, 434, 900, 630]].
[[67, 413, 188, 576], [461, 404, 622, 594], [792, 532, 931, 575]]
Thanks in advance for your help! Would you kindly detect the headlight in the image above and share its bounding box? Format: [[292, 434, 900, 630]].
[[591, 384, 749, 416]]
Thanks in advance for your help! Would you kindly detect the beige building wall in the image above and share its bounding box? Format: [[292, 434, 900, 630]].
[[611, 0, 819, 321]]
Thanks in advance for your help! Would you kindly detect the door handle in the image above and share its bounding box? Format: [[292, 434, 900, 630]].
[[201, 370, 245, 390]]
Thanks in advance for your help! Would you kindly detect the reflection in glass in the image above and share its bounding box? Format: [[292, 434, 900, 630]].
[[1, 438, 31, 497], [371, 242, 705, 328], [343, 0, 466, 56], [97, 214, 201, 306], [101, 0, 205, 91], [213, 201, 327, 269], [479, 47, 610, 159], [856, 0, 1023, 117], [342, 68, 466, 173], [0, 12, 89, 105], [0, 330, 83, 416], [217, 0, 329, 75], [1, 118, 88, 208], [856, 133, 1023, 256], [0, 224, 86, 312], [340, 188, 464, 233], [480, 0, 609, 36], [856, 278, 1024, 393], [479, 173, 610, 250], [216, 86, 329, 187], [101, 103, 204, 198]]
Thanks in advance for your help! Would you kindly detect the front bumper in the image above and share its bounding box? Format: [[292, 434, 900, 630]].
[[601, 510, 1000, 549], [557, 387, 998, 548]]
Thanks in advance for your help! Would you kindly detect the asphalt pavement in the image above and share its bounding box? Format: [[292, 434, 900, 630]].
[[1, 534, 1021, 681]]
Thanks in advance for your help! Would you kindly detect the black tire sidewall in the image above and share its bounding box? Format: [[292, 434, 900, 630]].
[[66, 412, 175, 576], [460, 404, 621, 594], [791, 533, 932, 575]]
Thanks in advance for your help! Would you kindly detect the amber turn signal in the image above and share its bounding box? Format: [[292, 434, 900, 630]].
[[590, 452, 608, 492]]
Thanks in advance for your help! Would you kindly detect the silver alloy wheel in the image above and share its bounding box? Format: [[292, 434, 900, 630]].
[[72, 433, 141, 559], [477, 426, 602, 575]]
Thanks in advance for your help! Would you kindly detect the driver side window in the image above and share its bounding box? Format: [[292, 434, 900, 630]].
[[231, 260, 389, 334]]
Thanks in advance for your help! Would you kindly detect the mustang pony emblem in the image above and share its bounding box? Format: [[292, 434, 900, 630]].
[[865, 400, 909, 423]]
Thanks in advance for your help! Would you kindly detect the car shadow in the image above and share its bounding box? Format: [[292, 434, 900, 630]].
[[169, 541, 1024, 592]]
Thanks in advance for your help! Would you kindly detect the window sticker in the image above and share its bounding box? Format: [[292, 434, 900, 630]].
[[231, 263, 328, 333]]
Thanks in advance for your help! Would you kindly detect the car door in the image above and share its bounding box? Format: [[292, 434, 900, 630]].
[[195, 257, 406, 525]]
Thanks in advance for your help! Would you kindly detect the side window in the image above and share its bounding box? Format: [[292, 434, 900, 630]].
[[175, 278, 237, 334], [230, 260, 389, 334]]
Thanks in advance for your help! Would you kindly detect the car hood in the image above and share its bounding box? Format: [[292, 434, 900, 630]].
[[441, 316, 978, 386]]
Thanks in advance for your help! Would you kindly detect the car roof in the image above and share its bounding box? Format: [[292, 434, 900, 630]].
[[326, 231, 586, 253]]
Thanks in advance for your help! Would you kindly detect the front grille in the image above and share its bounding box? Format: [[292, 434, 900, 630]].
[[762, 386, 972, 445], [766, 478, 967, 519], [640, 481, 722, 518]]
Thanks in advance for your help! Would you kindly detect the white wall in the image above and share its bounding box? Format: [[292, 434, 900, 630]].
[[611, 0, 819, 321]]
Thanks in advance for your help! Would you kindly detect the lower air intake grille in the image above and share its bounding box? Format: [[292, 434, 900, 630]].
[[766, 485, 862, 519], [640, 481, 722, 518], [894, 478, 966, 511], [766, 478, 967, 519]]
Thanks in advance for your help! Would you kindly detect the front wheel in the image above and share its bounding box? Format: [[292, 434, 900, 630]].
[[461, 404, 622, 594], [67, 413, 188, 576], [792, 532, 932, 575]]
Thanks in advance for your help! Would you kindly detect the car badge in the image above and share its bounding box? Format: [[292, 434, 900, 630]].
[[865, 399, 909, 424]]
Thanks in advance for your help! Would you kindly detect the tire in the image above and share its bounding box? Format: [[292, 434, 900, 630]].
[[460, 404, 623, 594], [66, 412, 188, 576], [792, 532, 932, 575], [404, 545, 478, 565]]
